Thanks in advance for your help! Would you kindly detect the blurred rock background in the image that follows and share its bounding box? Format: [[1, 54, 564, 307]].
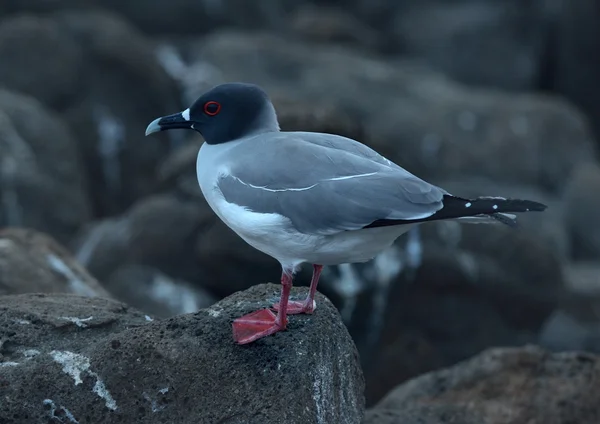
[[1, 0, 600, 421]]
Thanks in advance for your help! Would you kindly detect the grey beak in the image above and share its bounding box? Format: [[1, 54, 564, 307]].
[[145, 111, 193, 136]]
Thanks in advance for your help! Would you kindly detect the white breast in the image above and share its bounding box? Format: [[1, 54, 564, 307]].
[[196, 141, 416, 270]]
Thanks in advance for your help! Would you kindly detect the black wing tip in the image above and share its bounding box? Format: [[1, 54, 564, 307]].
[[519, 200, 548, 212], [473, 196, 548, 213]]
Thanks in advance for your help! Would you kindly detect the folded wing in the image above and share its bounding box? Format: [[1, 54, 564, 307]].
[[217, 134, 444, 235]]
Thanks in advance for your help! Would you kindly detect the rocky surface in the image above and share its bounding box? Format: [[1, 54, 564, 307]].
[[0, 228, 110, 298], [0, 11, 182, 217], [0, 284, 365, 424], [364, 346, 600, 424], [0, 89, 91, 243]]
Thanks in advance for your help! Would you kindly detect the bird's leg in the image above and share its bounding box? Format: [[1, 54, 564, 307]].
[[272, 264, 323, 315], [232, 271, 292, 344]]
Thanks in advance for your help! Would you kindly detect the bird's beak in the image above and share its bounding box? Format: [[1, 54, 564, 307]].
[[145, 111, 194, 136]]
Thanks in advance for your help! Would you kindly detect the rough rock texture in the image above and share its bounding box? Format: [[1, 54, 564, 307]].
[[0, 284, 365, 424], [0, 89, 91, 243], [0, 12, 182, 217], [364, 346, 600, 424], [563, 162, 600, 260], [176, 30, 596, 193], [0, 228, 110, 298]]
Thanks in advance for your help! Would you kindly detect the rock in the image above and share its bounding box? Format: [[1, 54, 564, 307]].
[[538, 309, 600, 354], [0, 16, 84, 109], [387, 0, 552, 91], [96, 0, 303, 35], [105, 264, 218, 318], [365, 346, 600, 424], [563, 163, 600, 260], [178, 30, 596, 193], [271, 92, 365, 142], [555, 0, 600, 139], [0, 12, 183, 217], [563, 261, 600, 295], [71, 193, 221, 286], [0, 293, 149, 359], [289, 5, 382, 51], [0, 284, 365, 423], [0, 228, 110, 298], [537, 262, 600, 355], [319, 217, 566, 405], [0, 89, 91, 243], [69, 218, 132, 283]]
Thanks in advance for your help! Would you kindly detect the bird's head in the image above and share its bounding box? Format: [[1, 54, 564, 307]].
[[145, 82, 279, 144]]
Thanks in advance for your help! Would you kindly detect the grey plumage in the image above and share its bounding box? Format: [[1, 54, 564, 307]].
[[217, 132, 445, 235]]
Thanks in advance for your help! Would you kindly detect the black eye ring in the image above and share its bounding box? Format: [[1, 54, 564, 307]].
[[204, 101, 221, 116]]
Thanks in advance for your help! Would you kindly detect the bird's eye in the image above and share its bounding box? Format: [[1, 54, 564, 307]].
[[204, 101, 221, 116]]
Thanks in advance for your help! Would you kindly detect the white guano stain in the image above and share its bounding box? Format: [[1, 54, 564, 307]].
[[43, 399, 79, 424], [60, 316, 94, 328], [207, 308, 222, 318], [22, 349, 41, 359], [50, 350, 117, 411]]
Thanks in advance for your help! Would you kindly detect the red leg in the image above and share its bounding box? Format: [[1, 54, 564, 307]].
[[232, 271, 293, 344], [273, 264, 323, 315]]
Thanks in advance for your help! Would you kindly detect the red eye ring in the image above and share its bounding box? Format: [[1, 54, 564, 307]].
[[204, 101, 221, 116]]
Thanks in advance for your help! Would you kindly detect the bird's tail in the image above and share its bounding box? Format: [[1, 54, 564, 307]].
[[443, 195, 547, 227], [363, 194, 547, 229]]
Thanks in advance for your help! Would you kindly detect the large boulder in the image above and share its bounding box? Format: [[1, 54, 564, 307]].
[[0, 89, 91, 243], [0, 12, 183, 217], [0, 284, 365, 423], [0, 228, 109, 298], [364, 346, 600, 424]]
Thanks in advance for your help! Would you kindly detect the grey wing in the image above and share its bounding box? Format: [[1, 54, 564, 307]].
[[217, 135, 444, 235], [293, 131, 402, 170]]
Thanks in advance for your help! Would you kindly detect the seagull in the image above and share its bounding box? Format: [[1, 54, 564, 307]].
[[145, 82, 547, 345]]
